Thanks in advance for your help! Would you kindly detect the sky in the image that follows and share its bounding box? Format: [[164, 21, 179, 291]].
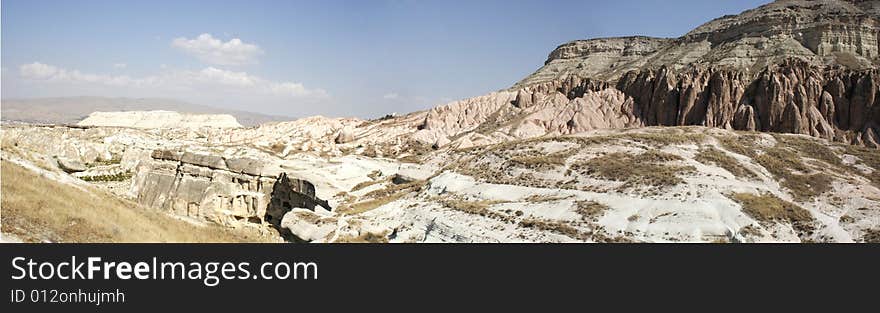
[[1, 0, 770, 119]]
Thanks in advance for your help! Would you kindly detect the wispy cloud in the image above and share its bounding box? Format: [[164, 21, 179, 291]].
[[113, 63, 127, 69], [19, 62, 328, 99], [382, 92, 399, 100], [171, 33, 264, 66]]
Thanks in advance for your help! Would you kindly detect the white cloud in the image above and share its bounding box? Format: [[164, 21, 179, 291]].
[[171, 33, 264, 66], [20, 62, 136, 86], [383, 92, 399, 99], [20, 62, 61, 79], [18, 62, 327, 99], [113, 63, 127, 69]]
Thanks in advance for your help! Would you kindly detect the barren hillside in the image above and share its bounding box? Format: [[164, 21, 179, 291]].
[[2, 0, 878, 243]]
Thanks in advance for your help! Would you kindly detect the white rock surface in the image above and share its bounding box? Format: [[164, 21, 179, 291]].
[[78, 110, 242, 129]]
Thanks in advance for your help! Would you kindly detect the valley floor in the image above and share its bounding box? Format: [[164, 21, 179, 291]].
[[2, 124, 879, 243]]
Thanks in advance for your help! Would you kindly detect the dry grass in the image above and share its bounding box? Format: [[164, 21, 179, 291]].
[[465, 129, 703, 156], [724, 134, 859, 201], [337, 180, 425, 215], [438, 198, 509, 221], [454, 130, 705, 189], [622, 132, 707, 146], [508, 148, 577, 170], [509, 154, 567, 169], [523, 194, 572, 202], [333, 231, 390, 243], [862, 229, 880, 243], [755, 147, 832, 201], [519, 218, 587, 240], [339, 192, 407, 215], [718, 134, 848, 201], [572, 151, 695, 187], [695, 147, 757, 179], [350, 178, 385, 192], [729, 192, 815, 236], [80, 171, 133, 182], [574, 200, 609, 222], [362, 180, 424, 199], [842, 144, 880, 187], [739, 225, 763, 238], [269, 142, 286, 154], [90, 158, 122, 166], [775, 135, 842, 167], [718, 135, 760, 158], [1, 161, 272, 243]]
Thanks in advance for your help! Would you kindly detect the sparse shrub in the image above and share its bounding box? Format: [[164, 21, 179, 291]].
[[338, 193, 407, 215], [508, 147, 577, 170], [739, 225, 763, 238], [523, 194, 572, 202], [509, 155, 566, 169], [571, 151, 695, 188], [80, 172, 133, 182], [842, 144, 880, 187], [91, 157, 122, 166], [367, 170, 382, 180], [438, 198, 509, 221], [695, 147, 758, 179], [718, 135, 760, 158], [574, 200, 609, 222], [729, 192, 815, 237], [270, 142, 286, 154], [775, 135, 842, 167], [338, 180, 425, 215], [839, 214, 856, 224], [362, 146, 379, 158], [623, 132, 707, 146], [519, 218, 586, 240], [862, 229, 880, 243], [362, 180, 424, 199], [350, 178, 384, 192], [334, 231, 390, 243], [754, 146, 832, 201]]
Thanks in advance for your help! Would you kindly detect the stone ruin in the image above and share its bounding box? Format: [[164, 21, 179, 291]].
[[130, 149, 330, 231]]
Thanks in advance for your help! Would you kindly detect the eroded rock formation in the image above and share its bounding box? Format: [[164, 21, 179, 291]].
[[486, 1, 877, 146], [130, 149, 329, 228], [507, 59, 880, 146]]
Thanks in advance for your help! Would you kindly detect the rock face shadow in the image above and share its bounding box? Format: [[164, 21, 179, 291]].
[[264, 173, 331, 242]]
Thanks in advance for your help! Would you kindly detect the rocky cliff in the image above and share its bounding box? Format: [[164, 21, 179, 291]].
[[518, 0, 880, 86], [130, 149, 329, 231], [462, 0, 871, 147]]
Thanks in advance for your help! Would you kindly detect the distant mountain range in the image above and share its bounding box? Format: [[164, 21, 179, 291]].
[[0, 97, 292, 127]]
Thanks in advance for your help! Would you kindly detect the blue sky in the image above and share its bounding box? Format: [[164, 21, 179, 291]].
[[2, 0, 769, 118]]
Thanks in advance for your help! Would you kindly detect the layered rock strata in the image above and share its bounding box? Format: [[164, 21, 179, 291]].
[[130, 149, 329, 228]]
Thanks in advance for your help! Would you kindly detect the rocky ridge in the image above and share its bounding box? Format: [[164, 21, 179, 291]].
[[518, 0, 880, 85]]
